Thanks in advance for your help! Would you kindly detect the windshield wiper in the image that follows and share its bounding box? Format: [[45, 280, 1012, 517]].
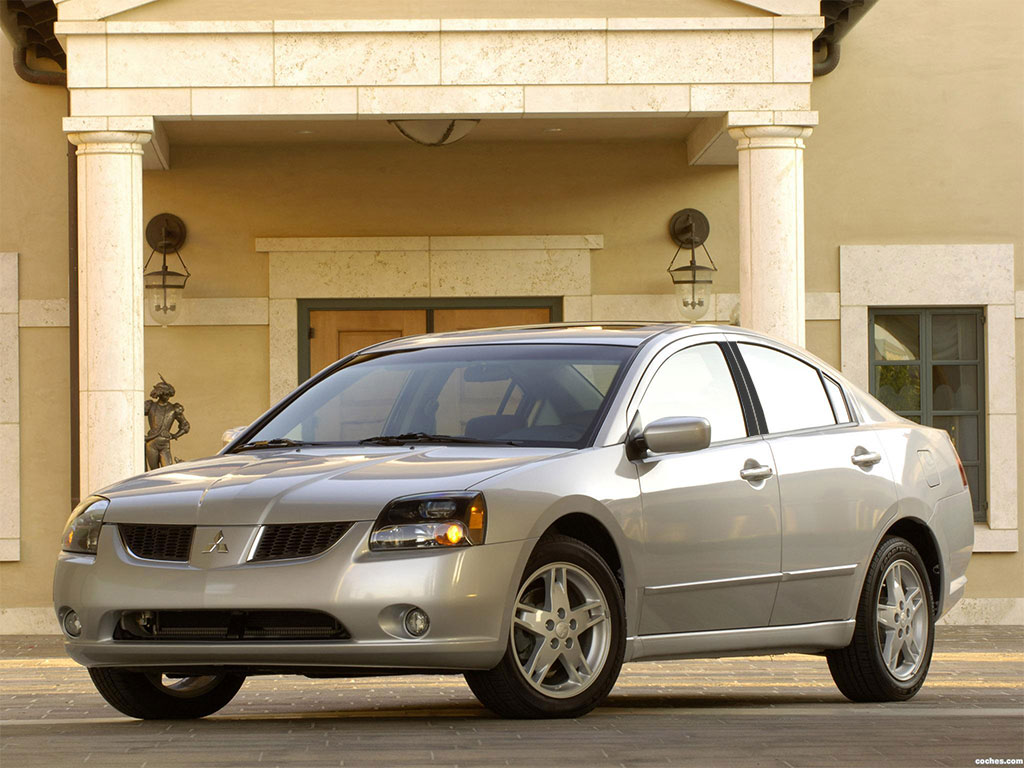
[[233, 438, 310, 452], [358, 432, 523, 446]]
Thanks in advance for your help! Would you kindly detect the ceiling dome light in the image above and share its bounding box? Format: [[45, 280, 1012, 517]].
[[389, 119, 479, 146]]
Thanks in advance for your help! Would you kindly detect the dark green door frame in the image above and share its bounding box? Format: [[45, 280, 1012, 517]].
[[296, 296, 564, 383]]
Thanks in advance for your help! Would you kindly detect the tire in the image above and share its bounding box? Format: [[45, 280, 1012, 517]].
[[465, 534, 626, 719], [827, 535, 935, 702], [88, 668, 245, 719]]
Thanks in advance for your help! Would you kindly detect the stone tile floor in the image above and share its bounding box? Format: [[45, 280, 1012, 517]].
[[1, 627, 1021, 767]]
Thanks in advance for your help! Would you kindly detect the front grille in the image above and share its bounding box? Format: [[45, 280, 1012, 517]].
[[119, 524, 194, 561], [114, 610, 349, 641], [250, 522, 352, 562]]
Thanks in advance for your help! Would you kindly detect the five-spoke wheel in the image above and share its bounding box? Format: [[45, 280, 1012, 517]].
[[875, 559, 928, 681], [465, 535, 625, 718], [828, 536, 935, 701], [511, 562, 612, 698]]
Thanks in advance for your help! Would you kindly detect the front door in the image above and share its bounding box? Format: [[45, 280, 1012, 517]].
[[636, 340, 782, 636], [308, 305, 552, 376]]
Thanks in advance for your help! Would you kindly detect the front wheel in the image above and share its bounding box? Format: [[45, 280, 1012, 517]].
[[465, 535, 625, 719], [827, 535, 935, 702], [89, 668, 245, 719]]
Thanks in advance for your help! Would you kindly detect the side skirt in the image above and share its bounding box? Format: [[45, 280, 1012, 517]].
[[627, 619, 856, 662]]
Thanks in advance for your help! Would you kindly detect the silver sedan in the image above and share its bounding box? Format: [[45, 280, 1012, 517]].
[[53, 323, 973, 719]]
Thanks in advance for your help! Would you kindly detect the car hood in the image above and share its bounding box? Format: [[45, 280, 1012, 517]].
[[98, 445, 569, 526]]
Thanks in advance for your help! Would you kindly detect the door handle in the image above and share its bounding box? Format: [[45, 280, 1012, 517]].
[[851, 450, 882, 468], [740, 464, 774, 482]]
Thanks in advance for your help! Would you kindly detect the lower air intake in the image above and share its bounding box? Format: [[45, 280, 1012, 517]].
[[114, 610, 349, 641]]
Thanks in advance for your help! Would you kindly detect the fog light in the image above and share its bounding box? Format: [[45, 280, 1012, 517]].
[[62, 610, 82, 638], [404, 608, 430, 637]]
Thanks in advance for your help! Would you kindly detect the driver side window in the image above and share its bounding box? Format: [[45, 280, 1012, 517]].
[[637, 343, 747, 443]]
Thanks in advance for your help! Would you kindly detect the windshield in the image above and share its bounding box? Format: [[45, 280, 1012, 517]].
[[241, 344, 632, 449]]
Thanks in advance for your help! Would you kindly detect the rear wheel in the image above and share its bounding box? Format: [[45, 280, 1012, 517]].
[[465, 535, 625, 719], [827, 536, 935, 702], [89, 668, 245, 719]]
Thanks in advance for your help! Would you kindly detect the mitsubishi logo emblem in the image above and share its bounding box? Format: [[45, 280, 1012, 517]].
[[202, 530, 229, 554]]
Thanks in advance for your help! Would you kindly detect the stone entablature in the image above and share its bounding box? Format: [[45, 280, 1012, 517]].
[[55, 16, 823, 121]]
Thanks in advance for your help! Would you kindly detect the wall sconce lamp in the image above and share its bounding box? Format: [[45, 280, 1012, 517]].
[[389, 119, 480, 146], [667, 208, 717, 322], [143, 213, 190, 326]]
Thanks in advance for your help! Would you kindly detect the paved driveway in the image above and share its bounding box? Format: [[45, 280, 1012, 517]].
[[2, 627, 1021, 767]]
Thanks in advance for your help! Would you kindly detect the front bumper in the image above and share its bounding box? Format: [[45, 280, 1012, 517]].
[[53, 522, 531, 672]]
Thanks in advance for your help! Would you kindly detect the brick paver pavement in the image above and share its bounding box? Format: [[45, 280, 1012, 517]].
[[1, 626, 1021, 767]]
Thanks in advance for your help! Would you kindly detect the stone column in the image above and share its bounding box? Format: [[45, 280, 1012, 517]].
[[728, 117, 815, 346], [65, 119, 152, 497]]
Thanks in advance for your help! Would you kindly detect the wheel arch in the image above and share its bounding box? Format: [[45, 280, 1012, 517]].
[[540, 512, 625, 594], [883, 516, 942, 616]]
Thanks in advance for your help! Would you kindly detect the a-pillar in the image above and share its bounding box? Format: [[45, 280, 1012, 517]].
[[728, 113, 816, 346], [64, 117, 153, 498]]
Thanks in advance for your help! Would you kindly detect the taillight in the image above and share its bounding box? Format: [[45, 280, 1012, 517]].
[[947, 435, 969, 488]]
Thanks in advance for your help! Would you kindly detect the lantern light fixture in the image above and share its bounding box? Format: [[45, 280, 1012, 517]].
[[143, 213, 190, 326], [666, 208, 717, 322]]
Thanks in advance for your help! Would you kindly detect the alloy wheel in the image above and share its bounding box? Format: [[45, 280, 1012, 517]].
[[875, 558, 928, 681], [511, 562, 611, 699]]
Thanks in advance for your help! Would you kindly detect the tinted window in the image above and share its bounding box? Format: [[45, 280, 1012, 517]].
[[823, 376, 852, 423], [638, 343, 747, 443], [245, 344, 631, 448], [738, 343, 836, 433]]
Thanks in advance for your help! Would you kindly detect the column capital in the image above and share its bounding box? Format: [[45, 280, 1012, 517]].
[[728, 124, 813, 150], [63, 116, 154, 149], [726, 110, 816, 149]]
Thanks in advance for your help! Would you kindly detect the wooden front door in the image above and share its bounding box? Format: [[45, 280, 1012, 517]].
[[308, 305, 552, 375], [309, 309, 426, 376]]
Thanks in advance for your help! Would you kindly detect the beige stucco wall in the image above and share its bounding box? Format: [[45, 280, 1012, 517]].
[[803, 0, 1024, 598], [145, 140, 739, 300], [0, 33, 71, 608]]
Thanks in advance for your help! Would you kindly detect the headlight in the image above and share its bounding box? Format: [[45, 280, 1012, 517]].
[[369, 492, 486, 551], [61, 496, 109, 554]]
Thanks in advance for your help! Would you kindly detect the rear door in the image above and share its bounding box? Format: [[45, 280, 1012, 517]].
[[730, 339, 899, 626]]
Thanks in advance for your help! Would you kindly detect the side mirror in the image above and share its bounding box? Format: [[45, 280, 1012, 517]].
[[627, 416, 711, 459], [221, 426, 247, 446]]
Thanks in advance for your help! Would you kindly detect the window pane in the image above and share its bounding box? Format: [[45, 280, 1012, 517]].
[[873, 314, 920, 361], [931, 314, 978, 360], [874, 365, 921, 411], [932, 415, 979, 462], [932, 365, 979, 411], [638, 344, 747, 442], [823, 376, 851, 423], [738, 344, 836, 433]]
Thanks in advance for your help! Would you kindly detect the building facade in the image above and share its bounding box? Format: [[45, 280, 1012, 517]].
[[1, 0, 1021, 631]]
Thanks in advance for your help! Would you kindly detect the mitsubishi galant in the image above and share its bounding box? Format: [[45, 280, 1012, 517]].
[[54, 323, 974, 719]]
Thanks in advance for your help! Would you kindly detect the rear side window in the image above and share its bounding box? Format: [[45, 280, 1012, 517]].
[[738, 343, 836, 434]]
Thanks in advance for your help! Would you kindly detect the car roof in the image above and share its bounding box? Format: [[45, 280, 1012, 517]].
[[361, 321, 725, 352]]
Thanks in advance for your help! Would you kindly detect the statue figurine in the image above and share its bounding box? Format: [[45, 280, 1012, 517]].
[[144, 374, 190, 470]]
